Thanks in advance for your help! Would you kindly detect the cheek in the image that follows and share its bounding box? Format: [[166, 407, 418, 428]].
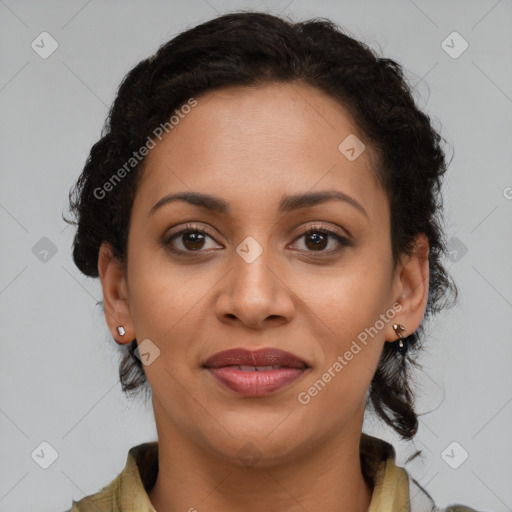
[[297, 283, 388, 423], [300, 260, 391, 336], [127, 248, 204, 333], [126, 258, 205, 402], [297, 253, 392, 391]]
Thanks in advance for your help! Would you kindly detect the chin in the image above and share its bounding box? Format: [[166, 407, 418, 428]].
[[200, 420, 310, 468]]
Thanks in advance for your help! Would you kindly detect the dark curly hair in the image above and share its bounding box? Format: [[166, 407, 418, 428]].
[[65, 11, 457, 441]]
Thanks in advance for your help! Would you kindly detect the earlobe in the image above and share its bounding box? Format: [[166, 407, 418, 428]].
[[386, 233, 430, 342], [98, 241, 134, 345]]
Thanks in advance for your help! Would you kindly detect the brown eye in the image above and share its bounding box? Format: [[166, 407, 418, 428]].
[[163, 224, 222, 255], [163, 223, 350, 258], [181, 232, 206, 250], [304, 231, 329, 251], [290, 226, 350, 256]]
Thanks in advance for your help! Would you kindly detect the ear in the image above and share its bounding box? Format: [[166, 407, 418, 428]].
[[385, 233, 429, 343], [97, 241, 134, 345]]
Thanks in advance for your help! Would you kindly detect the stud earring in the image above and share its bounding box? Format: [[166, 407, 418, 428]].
[[116, 326, 126, 336], [393, 323, 407, 354]]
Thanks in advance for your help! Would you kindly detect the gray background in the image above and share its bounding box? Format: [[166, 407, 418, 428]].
[[1, 1, 511, 511]]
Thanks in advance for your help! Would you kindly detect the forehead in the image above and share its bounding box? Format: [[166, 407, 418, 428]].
[[133, 82, 385, 220]]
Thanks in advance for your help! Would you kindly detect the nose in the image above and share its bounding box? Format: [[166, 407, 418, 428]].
[[214, 246, 295, 330]]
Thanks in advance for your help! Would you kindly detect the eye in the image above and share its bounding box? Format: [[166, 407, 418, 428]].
[[162, 222, 351, 257], [163, 223, 222, 255], [289, 224, 350, 255]]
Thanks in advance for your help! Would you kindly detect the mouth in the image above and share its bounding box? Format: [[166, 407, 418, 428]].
[[202, 347, 310, 397]]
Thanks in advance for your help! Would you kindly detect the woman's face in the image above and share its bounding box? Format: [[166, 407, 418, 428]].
[[101, 82, 426, 465]]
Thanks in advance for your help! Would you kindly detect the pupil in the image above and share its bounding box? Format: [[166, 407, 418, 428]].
[[184, 232, 204, 250], [307, 232, 327, 251]]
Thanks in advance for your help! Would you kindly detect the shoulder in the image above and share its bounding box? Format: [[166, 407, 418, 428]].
[[65, 441, 158, 512], [67, 478, 117, 512], [361, 433, 483, 512]]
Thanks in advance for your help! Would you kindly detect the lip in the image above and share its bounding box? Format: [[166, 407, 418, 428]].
[[203, 348, 309, 397], [203, 348, 308, 369]]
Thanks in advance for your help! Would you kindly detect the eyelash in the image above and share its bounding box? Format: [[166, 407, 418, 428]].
[[162, 223, 351, 258]]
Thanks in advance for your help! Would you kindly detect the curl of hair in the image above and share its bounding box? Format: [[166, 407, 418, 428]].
[[65, 11, 458, 440]]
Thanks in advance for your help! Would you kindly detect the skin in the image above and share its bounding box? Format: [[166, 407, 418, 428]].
[[98, 82, 429, 512]]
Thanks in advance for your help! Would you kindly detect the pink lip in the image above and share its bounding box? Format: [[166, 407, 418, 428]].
[[202, 348, 310, 397], [203, 347, 308, 369], [206, 367, 308, 396]]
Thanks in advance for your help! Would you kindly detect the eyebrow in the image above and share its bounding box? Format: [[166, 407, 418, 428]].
[[149, 189, 369, 219]]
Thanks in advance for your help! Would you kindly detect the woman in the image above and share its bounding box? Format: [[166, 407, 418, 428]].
[[64, 11, 481, 512]]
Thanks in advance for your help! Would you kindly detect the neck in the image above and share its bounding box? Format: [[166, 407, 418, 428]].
[[148, 401, 373, 512]]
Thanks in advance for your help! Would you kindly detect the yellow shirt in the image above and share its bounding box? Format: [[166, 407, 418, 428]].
[[67, 433, 479, 512]]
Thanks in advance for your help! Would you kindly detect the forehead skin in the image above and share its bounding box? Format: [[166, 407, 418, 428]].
[[129, 82, 388, 258]]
